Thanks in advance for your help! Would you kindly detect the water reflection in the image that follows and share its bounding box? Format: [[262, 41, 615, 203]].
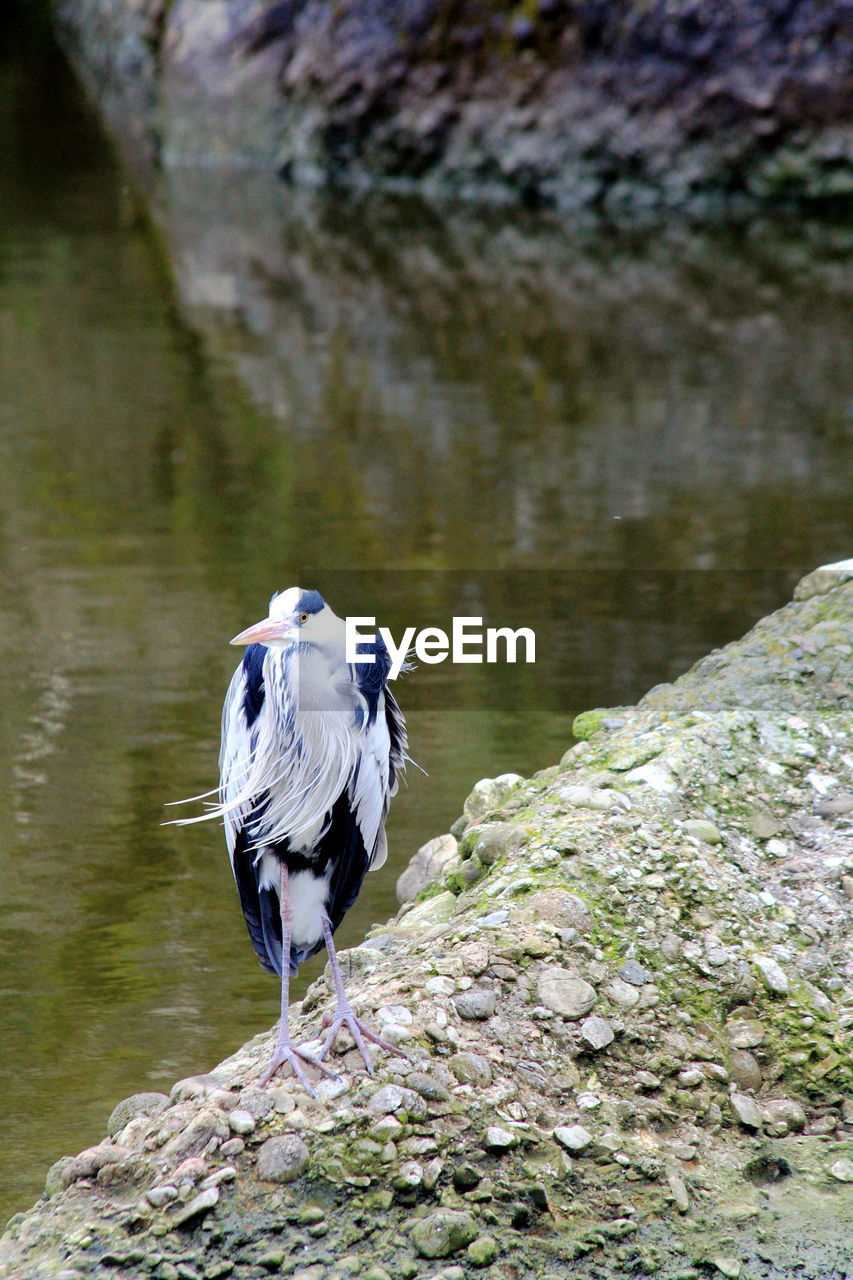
[[1, 32, 851, 1221]]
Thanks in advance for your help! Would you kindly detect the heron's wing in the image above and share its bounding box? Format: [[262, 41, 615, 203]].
[[385, 686, 408, 796], [219, 644, 268, 865], [230, 830, 282, 976], [349, 632, 408, 872]]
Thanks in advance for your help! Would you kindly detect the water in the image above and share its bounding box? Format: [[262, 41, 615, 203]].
[[1, 24, 851, 1221]]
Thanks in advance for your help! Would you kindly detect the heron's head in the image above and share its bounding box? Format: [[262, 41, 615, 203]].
[[230, 587, 341, 652]]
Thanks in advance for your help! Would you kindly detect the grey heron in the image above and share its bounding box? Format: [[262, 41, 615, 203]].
[[185, 587, 408, 1092]]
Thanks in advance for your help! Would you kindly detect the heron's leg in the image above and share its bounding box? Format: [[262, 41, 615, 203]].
[[259, 862, 337, 1095], [318, 914, 407, 1075]]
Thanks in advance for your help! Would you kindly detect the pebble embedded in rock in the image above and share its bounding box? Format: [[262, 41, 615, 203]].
[[169, 1185, 219, 1228], [537, 967, 597, 1019], [684, 819, 722, 844], [448, 1052, 492, 1086], [761, 1098, 806, 1134], [106, 1091, 170, 1139], [256, 1134, 309, 1183], [394, 1160, 423, 1190], [227, 1108, 255, 1135], [728, 1050, 763, 1092], [411, 1209, 478, 1258], [426, 976, 456, 996], [366, 1083, 420, 1115], [553, 1124, 593, 1153], [397, 890, 458, 930], [145, 1184, 178, 1207], [725, 1019, 766, 1049], [754, 954, 789, 994], [484, 1125, 518, 1152], [452, 1163, 482, 1191], [467, 1235, 499, 1267], [59, 1143, 130, 1188], [406, 1072, 450, 1102], [618, 959, 648, 985], [667, 1170, 690, 1213], [471, 823, 525, 866], [453, 987, 497, 1020], [580, 1016, 614, 1050], [607, 978, 640, 1006], [730, 1093, 764, 1129], [396, 833, 459, 904]]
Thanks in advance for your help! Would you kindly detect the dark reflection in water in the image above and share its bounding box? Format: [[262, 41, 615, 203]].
[[1, 28, 851, 1220]]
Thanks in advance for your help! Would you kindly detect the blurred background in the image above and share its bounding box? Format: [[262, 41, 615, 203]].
[[1, 0, 851, 1221]]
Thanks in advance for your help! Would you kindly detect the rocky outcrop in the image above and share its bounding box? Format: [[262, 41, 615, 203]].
[[2, 563, 851, 1278], [54, 0, 853, 213]]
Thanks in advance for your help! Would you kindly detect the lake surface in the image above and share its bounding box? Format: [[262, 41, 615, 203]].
[[1, 23, 851, 1221]]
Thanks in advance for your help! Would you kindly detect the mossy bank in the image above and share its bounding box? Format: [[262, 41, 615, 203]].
[[2, 563, 851, 1279]]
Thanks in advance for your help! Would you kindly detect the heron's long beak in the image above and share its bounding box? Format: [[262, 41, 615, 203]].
[[230, 615, 297, 646]]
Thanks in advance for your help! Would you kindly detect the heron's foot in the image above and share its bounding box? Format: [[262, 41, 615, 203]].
[[258, 1034, 339, 1096], [319, 1005, 408, 1076]]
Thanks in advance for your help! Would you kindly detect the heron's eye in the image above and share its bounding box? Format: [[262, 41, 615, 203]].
[[299, 612, 309, 623]]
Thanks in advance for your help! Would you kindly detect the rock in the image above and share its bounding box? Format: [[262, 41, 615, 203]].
[[463, 776, 521, 823], [527, 889, 593, 932], [560, 785, 630, 812], [367, 1084, 420, 1115], [754, 954, 789, 994], [107, 1092, 170, 1138], [452, 1163, 482, 1190], [750, 812, 782, 839], [394, 1161, 423, 1190], [170, 1185, 219, 1227], [426, 976, 456, 996], [829, 1158, 853, 1182], [484, 1126, 518, 1152], [448, 1052, 492, 1086], [405, 1072, 450, 1102], [537, 968, 597, 1019], [467, 1235, 499, 1266], [396, 834, 459, 905], [667, 1170, 690, 1213], [761, 1098, 806, 1134], [607, 978, 641, 1006], [580, 1016, 614, 1050], [146, 1184, 178, 1207], [170, 1074, 224, 1103], [553, 1125, 593, 1153], [730, 1094, 764, 1130], [257, 1134, 309, 1183], [618, 960, 648, 985], [59, 1143, 130, 1188], [467, 822, 525, 866], [161, 1108, 230, 1160], [398, 891, 458, 929], [728, 1050, 763, 1092], [411, 1210, 478, 1259], [453, 987, 497, 1020], [713, 1258, 742, 1278], [173, 1155, 207, 1183], [684, 819, 723, 844], [726, 1019, 766, 1048], [228, 1108, 256, 1135]]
